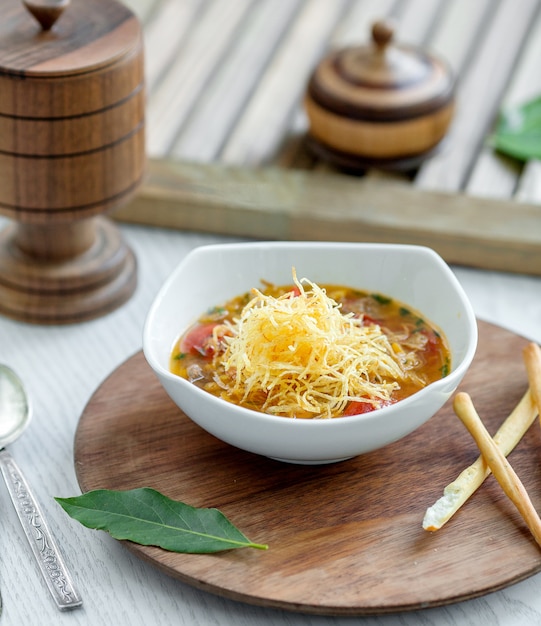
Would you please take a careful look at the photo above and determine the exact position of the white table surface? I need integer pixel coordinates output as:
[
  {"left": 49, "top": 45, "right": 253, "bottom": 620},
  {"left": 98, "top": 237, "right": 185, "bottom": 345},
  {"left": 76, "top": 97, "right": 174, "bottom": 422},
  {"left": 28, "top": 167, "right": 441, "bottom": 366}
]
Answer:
[{"left": 1, "top": 222, "right": 541, "bottom": 626}]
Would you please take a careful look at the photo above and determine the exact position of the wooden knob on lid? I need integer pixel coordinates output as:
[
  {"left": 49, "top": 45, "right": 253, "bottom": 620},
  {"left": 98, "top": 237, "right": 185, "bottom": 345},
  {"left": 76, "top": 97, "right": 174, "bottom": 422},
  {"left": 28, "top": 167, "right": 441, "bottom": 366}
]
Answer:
[
  {"left": 0, "top": 0, "right": 145, "bottom": 324},
  {"left": 23, "top": 0, "right": 70, "bottom": 31},
  {"left": 371, "top": 20, "right": 394, "bottom": 50},
  {"left": 304, "top": 19, "right": 455, "bottom": 172}
]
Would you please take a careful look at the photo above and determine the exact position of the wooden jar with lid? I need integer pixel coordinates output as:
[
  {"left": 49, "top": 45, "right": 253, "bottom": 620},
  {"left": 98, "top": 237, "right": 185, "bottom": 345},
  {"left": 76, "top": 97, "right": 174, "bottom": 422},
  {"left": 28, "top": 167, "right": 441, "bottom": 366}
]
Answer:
[
  {"left": 305, "top": 20, "right": 455, "bottom": 172},
  {"left": 0, "top": 0, "right": 145, "bottom": 324}
]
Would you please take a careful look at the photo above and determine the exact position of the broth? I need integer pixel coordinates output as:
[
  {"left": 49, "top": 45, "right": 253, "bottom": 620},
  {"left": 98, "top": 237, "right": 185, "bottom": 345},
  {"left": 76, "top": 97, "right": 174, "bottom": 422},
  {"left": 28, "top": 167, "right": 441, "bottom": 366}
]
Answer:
[{"left": 170, "top": 280, "right": 450, "bottom": 419}]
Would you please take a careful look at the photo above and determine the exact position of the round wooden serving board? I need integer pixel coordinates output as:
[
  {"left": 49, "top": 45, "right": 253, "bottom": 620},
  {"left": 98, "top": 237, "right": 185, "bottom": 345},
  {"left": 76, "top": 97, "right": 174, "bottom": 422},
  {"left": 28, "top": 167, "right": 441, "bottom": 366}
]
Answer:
[{"left": 74, "top": 321, "right": 541, "bottom": 616}]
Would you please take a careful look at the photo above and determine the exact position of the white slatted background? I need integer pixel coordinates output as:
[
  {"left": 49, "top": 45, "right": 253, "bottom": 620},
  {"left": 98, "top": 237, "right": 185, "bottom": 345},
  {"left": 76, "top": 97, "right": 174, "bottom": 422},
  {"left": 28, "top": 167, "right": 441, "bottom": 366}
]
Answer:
[{"left": 124, "top": 0, "right": 541, "bottom": 209}]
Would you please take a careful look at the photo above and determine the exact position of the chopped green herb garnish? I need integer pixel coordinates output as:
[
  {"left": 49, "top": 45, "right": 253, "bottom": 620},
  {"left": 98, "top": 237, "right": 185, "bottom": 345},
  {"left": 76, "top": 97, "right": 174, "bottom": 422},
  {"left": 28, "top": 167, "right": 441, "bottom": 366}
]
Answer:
[
  {"left": 207, "top": 306, "right": 226, "bottom": 315},
  {"left": 440, "top": 360, "right": 450, "bottom": 377},
  {"left": 173, "top": 353, "right": 187, "bottom": 360},
  {"left": 399, "top": 306, "right": 411, "bottom": 317},
  {"left": 371, "top": 294, "right": 392, "bottom": 305}
]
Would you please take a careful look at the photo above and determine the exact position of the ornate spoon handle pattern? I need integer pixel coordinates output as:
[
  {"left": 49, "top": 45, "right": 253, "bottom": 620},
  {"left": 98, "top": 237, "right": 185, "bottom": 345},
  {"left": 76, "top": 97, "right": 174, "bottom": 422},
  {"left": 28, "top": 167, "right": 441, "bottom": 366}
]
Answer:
[{"left": 0, "top": 448, "right": 83, "bottom": 611}]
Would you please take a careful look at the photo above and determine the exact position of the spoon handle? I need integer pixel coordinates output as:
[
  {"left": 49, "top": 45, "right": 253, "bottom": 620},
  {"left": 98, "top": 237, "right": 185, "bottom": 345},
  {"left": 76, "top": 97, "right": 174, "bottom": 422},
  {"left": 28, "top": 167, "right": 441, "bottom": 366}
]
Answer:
[{"left": 0, "top": 449, "right": 83, "bottom": 611}]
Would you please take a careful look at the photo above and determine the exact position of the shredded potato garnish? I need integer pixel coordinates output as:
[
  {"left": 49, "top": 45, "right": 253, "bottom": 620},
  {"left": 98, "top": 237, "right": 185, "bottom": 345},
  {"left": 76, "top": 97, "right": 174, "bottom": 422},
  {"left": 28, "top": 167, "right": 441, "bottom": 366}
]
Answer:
[{"left": 211, "top": 270, "right": 419, "bottom": 418}]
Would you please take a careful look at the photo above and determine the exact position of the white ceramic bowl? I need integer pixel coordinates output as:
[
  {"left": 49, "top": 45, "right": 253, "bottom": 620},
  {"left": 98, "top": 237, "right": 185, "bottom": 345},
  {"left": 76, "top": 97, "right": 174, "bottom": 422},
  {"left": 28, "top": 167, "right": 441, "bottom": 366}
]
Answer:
[{"left": 143, "top": 242, "right": 477, "bottom": 464}]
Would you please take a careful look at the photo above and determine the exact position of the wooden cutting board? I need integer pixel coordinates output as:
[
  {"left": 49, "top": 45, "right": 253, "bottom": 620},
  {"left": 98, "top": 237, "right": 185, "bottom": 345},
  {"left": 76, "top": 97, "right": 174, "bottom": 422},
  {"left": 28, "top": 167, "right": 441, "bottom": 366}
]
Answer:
[{"left": 74, "top": 320, "right": 541, "bottom": 616}]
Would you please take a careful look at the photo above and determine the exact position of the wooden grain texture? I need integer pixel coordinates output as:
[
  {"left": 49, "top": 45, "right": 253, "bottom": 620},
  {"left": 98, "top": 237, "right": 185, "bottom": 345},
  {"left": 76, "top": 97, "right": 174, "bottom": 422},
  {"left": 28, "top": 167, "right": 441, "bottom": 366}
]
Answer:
[
  {"left": 22, "top": 0, "right": 70, "bottom": 32},
  {"left": 0, "top": 0, "right": 145, "bottom": 323},
  {"left": 0, "top": 218, "right": 137, "bottom": 324},
  {"left": 0, "top": 0, "right": 145, "bottom": 215},
  {"left": 415, "top": 0, "right": 539, "bottom": 192},
  {"left": 2, "top": 0, "right": 137, "bottom": 75},
  {"left": 130, "top": 0, "right": 541, "bottom": 194},
  {"left": 219, "top": 0, "right": 350, "bottom": 167},
  {"left": 465, "top": 5, "right": 541, "bottom": 200},
  {"left": 111, "top": 0, "right": 541, "bottom": 280},
  {"left": 116, "top": 159, "right": 541, "bottom": 276},
  {"left": 169, "top": 0, "right": 304, "bottom": 163},
  {"left": 146, "top": 0, "right": 254, "bottom": 156},
  {"left": 304, "top": 17, "right": 456, "bottom": 164},
  {"left": 74, "top": 321, "right": 541, "bottom": 616}
]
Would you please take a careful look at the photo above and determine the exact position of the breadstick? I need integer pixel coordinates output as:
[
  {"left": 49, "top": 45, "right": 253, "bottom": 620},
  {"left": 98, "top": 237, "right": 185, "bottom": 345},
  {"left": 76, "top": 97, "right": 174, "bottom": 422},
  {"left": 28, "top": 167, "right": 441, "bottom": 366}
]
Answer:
[
  {"left": 453, "top": 392, "right": 541, "bottom": 548},
  {"left": 422, "top": 388, "right": 537, "bottom": 531},
  {"left": 523, "top": 343, "right": 541, "bottom": 421}
]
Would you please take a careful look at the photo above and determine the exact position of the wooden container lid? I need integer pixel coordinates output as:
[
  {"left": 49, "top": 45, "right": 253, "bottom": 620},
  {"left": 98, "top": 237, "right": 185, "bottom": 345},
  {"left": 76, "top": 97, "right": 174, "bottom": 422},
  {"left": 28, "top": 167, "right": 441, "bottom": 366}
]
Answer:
[
  {"left": 2, "top": 0, "right": 140, "bottom": 77},
  {"left": 0, "top": 0, "right": 145, "bottom": 324},
  {"left": 305, "top": 20, "right": 455, "bottom": 171}
]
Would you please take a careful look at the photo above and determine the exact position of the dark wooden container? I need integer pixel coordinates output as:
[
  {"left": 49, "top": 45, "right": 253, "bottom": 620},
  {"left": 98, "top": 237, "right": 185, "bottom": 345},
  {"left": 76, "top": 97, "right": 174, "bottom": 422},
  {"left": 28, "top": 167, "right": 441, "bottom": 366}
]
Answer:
[
  {"left": 0, "top": 0, "right": 145, "bottom": 323},
  {"left": 305, "top": 20, "right": 455, "bottom": 172}
]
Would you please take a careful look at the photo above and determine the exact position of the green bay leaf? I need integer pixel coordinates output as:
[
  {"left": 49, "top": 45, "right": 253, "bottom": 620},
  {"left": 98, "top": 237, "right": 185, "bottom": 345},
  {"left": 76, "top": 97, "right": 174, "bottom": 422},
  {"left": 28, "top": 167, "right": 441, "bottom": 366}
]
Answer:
[
  {"left": 491, "top": 95, "right": 541, "bottom": 161},
  {"left": 55, "top": 487, "right": 268, "bottom": 553}
]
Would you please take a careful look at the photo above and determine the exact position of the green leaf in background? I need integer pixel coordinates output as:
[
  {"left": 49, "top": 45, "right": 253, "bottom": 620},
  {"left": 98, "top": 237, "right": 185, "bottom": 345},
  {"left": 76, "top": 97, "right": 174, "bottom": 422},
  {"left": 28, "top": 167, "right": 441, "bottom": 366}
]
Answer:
[
  {"left": 491, "top": 95, "right": 541, "bottom": 161},
  {"left": 55, "top": 488, "right": 268, "bottom": 553}
]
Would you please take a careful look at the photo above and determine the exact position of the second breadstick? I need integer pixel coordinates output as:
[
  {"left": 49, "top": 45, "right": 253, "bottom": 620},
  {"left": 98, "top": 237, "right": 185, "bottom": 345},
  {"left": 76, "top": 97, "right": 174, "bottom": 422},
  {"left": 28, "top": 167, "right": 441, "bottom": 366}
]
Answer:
[
  {"left": 523, "top": 343, "right": 541, "bottom": 420},
  {"left": 453, "top": 391, "right": 541, "bottom": 548}
]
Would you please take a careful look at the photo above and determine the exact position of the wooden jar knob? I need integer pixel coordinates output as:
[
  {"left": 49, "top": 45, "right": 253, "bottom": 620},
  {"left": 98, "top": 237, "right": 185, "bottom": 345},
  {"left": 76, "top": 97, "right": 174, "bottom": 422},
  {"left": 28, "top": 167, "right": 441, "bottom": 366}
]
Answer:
[
  {"left": 371, "top": 20, "right": 394, "bottom": 50},
  {"left": 304, "top": 19, "right": 455, "bottom": 172},
  {"left": 23, "top": 0, "right": 70, "bottom": 31},
  {"left": 0, "top": 0, "right": 145, "bottom": 324}
]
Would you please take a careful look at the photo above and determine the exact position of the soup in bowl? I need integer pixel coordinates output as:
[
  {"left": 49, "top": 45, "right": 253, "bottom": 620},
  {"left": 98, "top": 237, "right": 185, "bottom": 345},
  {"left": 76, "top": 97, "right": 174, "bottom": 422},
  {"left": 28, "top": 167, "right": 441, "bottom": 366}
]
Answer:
[{"left": 143, "top": 242, "right": 477, "bottom": 464}]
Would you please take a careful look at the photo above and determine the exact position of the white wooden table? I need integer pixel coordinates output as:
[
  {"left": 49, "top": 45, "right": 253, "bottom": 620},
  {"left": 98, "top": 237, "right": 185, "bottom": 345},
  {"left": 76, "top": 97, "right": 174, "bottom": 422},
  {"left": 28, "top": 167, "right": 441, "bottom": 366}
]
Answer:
[
  {"left": 0, "top": 225, "right": 540, "bottom": 626},
  {"left": 1, "top": 0, "right": 541, "bottom": 624}
]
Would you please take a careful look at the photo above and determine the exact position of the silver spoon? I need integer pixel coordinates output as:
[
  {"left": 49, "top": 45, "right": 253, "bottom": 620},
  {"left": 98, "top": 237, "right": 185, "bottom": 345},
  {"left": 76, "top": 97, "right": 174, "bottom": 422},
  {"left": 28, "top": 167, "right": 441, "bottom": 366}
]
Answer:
[{"left": 0, "top": 365, "right": 82, "bottom": 611}]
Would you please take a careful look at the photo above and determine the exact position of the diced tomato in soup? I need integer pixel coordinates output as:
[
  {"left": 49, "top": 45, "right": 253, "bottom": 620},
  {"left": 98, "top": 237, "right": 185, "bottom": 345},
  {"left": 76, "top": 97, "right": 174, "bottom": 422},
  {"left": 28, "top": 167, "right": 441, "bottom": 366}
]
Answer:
[{"left": 180, "top": 323, "right": 218, "bottom": 357}]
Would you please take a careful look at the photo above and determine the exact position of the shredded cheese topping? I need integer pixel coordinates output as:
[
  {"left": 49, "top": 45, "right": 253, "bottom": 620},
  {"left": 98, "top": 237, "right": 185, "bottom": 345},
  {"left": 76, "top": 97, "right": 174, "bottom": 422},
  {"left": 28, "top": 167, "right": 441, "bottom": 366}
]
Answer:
[{"left": 211, "top": 271, "right": 416, "bottom": 419}]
